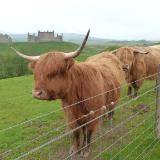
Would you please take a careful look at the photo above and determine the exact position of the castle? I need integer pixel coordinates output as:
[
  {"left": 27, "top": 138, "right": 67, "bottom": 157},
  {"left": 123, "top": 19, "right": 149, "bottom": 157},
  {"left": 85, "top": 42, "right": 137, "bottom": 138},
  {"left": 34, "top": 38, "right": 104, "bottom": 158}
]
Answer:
[
  {"left": 0, "top": 34, "right": 12, "bottom": 43},
  {"left": 28, "top": 30, "right": 63, "bottom": 42}
]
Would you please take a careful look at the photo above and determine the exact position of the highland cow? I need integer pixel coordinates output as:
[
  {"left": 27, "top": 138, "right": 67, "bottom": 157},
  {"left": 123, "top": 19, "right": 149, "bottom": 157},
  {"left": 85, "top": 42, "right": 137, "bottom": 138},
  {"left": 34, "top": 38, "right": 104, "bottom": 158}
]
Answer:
[
  {"left": 11, "top": 30, "right": 124, "bottom": 158},
  {"left": 112, "top": 46, "right": 160, "bottom": 98}
]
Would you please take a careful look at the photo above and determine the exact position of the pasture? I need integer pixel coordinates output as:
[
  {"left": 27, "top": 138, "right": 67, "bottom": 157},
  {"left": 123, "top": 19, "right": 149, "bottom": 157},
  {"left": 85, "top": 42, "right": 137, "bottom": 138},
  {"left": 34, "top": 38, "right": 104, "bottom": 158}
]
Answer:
[{"left": 0, "top": 42, "right": 160, "bottom": 159}]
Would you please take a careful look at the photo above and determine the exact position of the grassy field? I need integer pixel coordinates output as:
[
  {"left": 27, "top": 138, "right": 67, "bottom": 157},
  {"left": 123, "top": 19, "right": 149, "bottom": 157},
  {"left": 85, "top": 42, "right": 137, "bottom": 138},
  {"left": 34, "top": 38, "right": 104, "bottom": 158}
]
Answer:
[{"left": 0, "top": 42, "right": 160, "bottom": 159}]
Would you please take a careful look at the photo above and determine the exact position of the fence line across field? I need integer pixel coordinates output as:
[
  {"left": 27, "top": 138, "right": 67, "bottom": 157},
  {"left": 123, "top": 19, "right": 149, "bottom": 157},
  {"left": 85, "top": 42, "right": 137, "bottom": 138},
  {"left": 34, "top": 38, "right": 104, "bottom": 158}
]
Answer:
[
  {"left": 0, "top": 73, "right": 157, "bottom": 134},
  {"left": 65, "top": 104, "right": 155, "bottom": 160},
  {"left": 13, "top": 87, "right": 157, "bottom": 160},
  {"left": 3, "top": 99, "right": 155, "bottom": 159}
]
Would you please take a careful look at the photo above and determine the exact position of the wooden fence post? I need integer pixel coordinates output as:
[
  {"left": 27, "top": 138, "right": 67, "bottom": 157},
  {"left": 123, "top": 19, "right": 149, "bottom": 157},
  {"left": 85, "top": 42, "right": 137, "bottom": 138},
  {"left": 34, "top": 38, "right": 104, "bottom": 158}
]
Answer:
[{"left": 156, "top": 64, "right": 160, "bottom": 139}]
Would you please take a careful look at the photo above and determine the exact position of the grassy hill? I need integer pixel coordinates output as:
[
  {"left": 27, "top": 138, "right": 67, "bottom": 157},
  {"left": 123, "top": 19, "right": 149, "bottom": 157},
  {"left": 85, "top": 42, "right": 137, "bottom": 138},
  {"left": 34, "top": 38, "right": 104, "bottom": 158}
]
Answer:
[{"left": 0, "top": 41, "right": 106, "bottom": 79}]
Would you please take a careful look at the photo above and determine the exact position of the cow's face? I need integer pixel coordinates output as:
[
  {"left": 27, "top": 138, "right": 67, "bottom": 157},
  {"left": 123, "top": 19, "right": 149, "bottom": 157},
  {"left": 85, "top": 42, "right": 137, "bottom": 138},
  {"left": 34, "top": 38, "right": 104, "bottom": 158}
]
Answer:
[
  {"left": 113, "top": 47, "right": 134, "bottom": 72},
  {"left": 30, "top": 53, "right": 74, "bottom": 100},
  {"left": 113, "top": 47, "right": 149, "bottom": 72},
  {"left": 11, "top": 30, "right": 90, "bottom": 101}
]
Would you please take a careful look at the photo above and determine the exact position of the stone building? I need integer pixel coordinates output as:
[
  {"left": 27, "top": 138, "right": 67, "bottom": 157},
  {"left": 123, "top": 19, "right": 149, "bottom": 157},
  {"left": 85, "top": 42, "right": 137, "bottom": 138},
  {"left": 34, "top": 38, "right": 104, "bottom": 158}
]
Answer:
[
  {"left": 0, "top": 34, "right": 12, "bottom": 43},
  {"left": 28, "top": 30, "right": 63, "bottom": 42}
]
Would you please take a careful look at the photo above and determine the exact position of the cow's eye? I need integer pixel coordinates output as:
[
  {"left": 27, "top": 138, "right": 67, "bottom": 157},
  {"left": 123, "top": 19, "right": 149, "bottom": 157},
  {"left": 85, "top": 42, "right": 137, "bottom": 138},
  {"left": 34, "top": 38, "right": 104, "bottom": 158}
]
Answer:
[{"left": 47, "top": 73, "right": 56, "bottom": 79}]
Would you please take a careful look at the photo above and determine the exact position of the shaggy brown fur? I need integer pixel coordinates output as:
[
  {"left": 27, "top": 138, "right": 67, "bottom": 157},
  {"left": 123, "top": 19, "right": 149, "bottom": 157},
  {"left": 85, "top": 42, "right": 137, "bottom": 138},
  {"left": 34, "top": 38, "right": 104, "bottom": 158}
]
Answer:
[
  {"left": 86, "top": 52, "right": 124, "bottom": 117},
  {"left": 113, "top": 46, "right": 160, "bottom": 97},
  {"left": 28, "top": 51, "right": 124, "bottom": 157}
]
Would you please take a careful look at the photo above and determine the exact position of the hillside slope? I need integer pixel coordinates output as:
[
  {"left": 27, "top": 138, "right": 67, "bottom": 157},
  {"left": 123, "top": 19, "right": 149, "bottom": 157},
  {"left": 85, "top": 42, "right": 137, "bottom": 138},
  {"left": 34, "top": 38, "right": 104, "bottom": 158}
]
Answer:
[{"left": 0, "top": 41, "right": 105, "bottom": 79}]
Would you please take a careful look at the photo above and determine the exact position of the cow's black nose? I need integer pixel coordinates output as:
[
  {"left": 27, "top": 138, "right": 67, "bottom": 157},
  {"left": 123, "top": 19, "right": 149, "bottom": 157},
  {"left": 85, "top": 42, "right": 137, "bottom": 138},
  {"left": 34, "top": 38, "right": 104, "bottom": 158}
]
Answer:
[
  {"left": 37, "top": 90, "right": 42, "bottom": 96},
  {"left": 32, "top": 89, "right": 43, "bottom": 98},
  {"left": 122, "top": 64, "right": 129, "bottom": 71}
]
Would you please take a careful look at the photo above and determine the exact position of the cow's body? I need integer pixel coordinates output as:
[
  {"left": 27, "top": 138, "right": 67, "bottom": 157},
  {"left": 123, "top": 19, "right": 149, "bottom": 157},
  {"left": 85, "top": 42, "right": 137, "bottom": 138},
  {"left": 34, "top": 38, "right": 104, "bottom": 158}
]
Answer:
[
  {"left": 86, "top": 52, "right": 124, "bottom": 116},
  {"left": 11, "top": 31, "right": 124, "bottom": 158},
  {"left": 113, "top": 46, "right": 160, "bottom": 97}
]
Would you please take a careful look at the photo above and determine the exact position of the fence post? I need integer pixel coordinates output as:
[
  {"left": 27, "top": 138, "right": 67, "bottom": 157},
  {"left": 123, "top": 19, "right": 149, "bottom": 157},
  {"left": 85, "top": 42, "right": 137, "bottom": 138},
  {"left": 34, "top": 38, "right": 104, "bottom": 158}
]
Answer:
[{"left": 156, "top": 64, "right": 160, "bottom": 139}]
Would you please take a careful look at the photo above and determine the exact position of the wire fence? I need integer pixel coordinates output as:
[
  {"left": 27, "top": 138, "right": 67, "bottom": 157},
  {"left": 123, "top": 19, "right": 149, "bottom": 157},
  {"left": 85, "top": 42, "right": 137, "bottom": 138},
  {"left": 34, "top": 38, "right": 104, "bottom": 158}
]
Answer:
[{"left": 0, "top": 73, "right": 159, "bottom": 160}]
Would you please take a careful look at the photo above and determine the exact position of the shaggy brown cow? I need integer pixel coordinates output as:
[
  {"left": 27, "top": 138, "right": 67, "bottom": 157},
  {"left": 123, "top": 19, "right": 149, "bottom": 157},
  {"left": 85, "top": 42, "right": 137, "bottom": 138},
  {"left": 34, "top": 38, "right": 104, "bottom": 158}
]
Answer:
[
  {"left": 112, "top": 46, "right": 160, "bottom": 98},
  {"left": 11, "top": 30, "right": 123, "bottom": 158}
]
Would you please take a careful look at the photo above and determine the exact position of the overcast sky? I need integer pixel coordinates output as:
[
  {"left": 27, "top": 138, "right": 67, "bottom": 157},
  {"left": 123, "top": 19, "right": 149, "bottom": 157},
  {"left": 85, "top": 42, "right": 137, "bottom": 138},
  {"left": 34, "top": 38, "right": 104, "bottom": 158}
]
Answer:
[{"left": 0, "top": 0, "right": 160, "bottom": 40}]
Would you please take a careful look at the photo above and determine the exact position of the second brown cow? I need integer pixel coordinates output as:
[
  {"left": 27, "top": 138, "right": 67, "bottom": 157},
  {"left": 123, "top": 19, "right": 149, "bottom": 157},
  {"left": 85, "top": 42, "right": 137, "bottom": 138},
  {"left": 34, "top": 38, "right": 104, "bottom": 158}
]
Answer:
[{"left": 112, "top": 46, "right": 160, "bottom": 98}]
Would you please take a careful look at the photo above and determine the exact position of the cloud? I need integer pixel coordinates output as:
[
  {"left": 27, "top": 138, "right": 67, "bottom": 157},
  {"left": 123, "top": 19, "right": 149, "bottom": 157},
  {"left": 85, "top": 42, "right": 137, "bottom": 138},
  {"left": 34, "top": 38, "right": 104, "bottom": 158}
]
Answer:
[{"left": 0, "top": 0, "right": 160, "bottom": 40}]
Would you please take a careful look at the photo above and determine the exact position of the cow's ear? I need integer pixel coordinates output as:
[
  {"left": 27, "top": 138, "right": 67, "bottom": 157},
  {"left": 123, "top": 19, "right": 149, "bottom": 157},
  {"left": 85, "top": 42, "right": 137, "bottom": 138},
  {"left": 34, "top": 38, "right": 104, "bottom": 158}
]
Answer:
[
  {"left": 133, "top": 49, "right": 149, "bottom": 55},
  {"left": 65, "top": 58, "right": 74, "bottom": 70},
  {"left": 28, "top": 61, "right": 37, "bottom": 70}
]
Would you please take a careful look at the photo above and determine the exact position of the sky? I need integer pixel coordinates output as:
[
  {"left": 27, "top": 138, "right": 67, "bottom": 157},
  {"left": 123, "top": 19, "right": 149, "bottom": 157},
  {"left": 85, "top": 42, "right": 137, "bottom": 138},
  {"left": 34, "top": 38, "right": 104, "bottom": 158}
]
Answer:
[{"left": 0, "top": 0, "right": 160, "bottom": 40}]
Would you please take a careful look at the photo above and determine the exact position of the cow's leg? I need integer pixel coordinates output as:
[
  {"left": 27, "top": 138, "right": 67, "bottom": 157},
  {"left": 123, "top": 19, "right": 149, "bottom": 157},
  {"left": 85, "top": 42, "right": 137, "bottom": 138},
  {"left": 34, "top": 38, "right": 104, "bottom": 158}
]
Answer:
[
  {"left": 81, "top": 124, "right": 95, "bottom": 158},
  {"left": 133, "top": 86, "right": 139, "bottom": 98},
  {"left": 132, "top": 83, "right": 140, "bottom": 98},
  {"left": 128, "top": 85, "right": 132, "bottom": 98},
  {"left": 108, "top": 110, "right": 114, "bottom": 120},
  {"left": 70, "top": 129, "right": 81, "bottom": 157},
  {"left": 108, "top": 104, "right": 115, "bottom": 120},
  {"left": 82, "top": 127, "right": 87, "bottom": 150}
]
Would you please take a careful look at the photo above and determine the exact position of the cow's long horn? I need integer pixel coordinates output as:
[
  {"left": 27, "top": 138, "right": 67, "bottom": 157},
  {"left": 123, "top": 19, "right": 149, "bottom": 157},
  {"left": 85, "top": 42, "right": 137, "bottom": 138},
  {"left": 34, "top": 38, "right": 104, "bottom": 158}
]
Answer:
[
  {"left": 64, "top": 29, "right": 90, "bottom": 59},
  {"left": 133, "top": 49, "right": 149, "bottom": 54},
  {"left": 11, "top": 47, "right": 40, "bottom": 61}
]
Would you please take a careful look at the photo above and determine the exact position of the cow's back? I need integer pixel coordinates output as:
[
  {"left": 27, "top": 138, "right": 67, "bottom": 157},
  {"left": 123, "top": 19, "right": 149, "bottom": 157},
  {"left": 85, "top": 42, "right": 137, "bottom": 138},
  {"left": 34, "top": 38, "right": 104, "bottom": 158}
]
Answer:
[
  {"left": 128, "top": 46, "right": 160, "bottom": 81},
  {"left": 144, "top": 52, "right": 159, "bottom": 80},
  {"left": 139, "top": 46, "right": 160, "bottom": 79},
  {"left": 86, "top": 52, "right": 124, "bottom": 107},
  {"left": 86, "top": 52, "right": 124, "bottom": 85}
]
